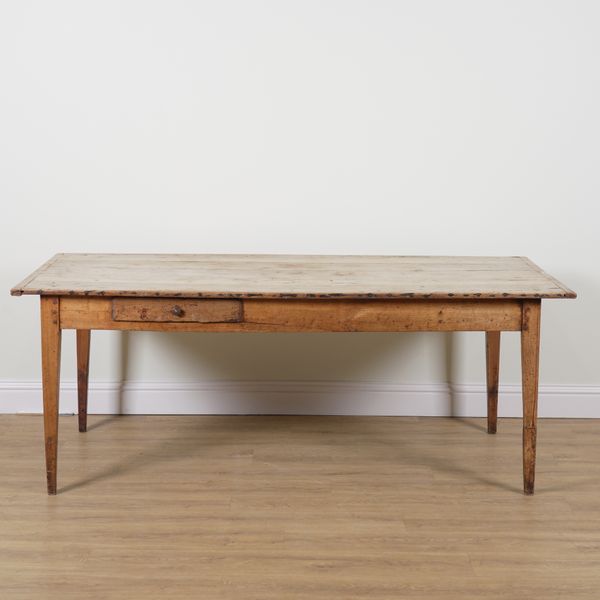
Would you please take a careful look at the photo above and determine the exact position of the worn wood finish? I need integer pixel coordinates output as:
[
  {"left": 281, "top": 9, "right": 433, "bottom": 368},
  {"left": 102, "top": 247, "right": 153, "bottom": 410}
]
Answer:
[
  {"left": 11, "top": 254, "right": 576, "bottom": 495},
  {"left": 61, "top": 297, "right": 523, "bottom": 332},
  {"left": 112, "top": 298, "right": 243, "bottom": 323},
  {"left": 40, "top": 297, "right": 61, "bottom": 495},
  {"left": 76, "top": 330, "right": 91, "bottom": 433},
  {"left": 521, "top": 300, "right": 541, "bottom": 495},
  {"left": 2, "top": 414, "right": 600, "bottom": 599},
  {"left": 486, "top": 331, "right": 501, "bottom": 434},
  {"left": 10, "top": 253, "right": 576, "bottom": 299}
]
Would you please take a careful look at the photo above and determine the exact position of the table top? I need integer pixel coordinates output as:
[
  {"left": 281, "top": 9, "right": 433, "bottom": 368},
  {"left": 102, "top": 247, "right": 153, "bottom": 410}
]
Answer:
[{"left": 10, "top": 253, "right": 576, "bottom": 300}]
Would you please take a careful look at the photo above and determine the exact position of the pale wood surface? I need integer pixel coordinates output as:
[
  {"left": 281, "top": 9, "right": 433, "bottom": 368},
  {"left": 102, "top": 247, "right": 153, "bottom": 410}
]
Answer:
[
  {"left": 1, "top": 414, "right": 600, "bottom": 599},
  {"left": 60, "top": 297, "right": 523, "bottom": 332},
  {"left": 10, "top": 253, "right": 576, "bottom": 299}
]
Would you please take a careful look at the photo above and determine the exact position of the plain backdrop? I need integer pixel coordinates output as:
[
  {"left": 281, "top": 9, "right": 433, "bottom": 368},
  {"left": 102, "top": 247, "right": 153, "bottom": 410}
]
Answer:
[{"left": 1, "top": 1, "right": 598, "bottom": 412}]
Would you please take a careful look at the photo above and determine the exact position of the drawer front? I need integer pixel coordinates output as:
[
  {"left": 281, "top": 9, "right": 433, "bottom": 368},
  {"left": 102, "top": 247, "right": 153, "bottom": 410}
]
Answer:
[{"left": 112, "top": 298, "right": 243, "bottom": 323}]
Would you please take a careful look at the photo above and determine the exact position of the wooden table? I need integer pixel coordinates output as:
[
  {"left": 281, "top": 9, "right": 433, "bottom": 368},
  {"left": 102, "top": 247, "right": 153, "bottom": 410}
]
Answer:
[{"left": 11, "top": 254, "right": 576, "bottom": 495}]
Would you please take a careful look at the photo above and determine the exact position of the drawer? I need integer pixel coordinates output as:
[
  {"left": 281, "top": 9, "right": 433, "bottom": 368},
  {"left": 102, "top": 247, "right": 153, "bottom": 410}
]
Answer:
[{"left": 111, "top": 298, "right": 243, "bottom": 323}]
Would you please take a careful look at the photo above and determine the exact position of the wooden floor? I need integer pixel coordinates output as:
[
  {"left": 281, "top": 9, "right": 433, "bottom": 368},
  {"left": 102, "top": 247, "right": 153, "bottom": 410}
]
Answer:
[{"left": 1, "top": 415, "right": 599, "bottom": 599}]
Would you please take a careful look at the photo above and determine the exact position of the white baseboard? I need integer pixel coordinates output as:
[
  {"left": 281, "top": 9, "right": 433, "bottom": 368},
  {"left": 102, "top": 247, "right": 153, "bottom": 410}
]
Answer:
[{"left": 0, "top": 380, "right": 599, "bottom": 417}]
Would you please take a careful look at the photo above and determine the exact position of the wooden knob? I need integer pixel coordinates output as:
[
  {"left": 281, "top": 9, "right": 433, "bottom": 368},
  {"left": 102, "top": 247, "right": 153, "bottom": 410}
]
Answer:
[{"left": 171, "top": 305, "right": 185, "bottom": 318}]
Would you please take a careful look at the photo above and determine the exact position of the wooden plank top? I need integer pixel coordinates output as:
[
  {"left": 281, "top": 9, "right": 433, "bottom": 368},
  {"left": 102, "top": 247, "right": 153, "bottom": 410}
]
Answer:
[{"left": 10, "top": 253, "right": 576, "bottom": 300}]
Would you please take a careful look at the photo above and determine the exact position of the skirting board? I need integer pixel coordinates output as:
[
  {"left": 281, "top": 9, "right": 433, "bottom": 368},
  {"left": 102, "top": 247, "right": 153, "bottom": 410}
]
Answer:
[{"left": 0, "top": 380, "right": 599, "bottom": 417}]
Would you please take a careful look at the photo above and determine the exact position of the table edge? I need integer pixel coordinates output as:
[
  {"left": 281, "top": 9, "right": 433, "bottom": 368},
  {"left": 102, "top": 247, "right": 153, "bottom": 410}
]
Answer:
[
  {"left": 10, "top": 253, "right": 64, "bottom": 297},
  {"left": 519, "top": 257, "right": 577, "bottom": 298},
  {"left": 9, "top": 254, "right": 578, "bottom": 300},
  {"left": 10, "top": 290, "right": 577, "bottom": 299}
]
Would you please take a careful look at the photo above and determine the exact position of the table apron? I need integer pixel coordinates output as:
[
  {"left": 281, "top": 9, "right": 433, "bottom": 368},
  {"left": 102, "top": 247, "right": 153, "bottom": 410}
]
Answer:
[{"left": 57, "top": 297, "right": 524, "bottom": 332}]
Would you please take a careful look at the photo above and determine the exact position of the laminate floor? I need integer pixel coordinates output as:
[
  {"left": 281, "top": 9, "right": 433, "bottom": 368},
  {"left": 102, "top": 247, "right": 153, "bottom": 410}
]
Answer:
[{"left": 1, "top": 415, "right": 599, "bottom": 599}]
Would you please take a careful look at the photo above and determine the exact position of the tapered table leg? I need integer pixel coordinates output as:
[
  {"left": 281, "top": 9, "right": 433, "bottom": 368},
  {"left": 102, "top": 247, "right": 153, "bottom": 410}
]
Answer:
[
  {"left": 77, "top": 330, "right": 91, "bottom": 433},
  {"left": 521, "top": 300, "right": 541, "bottom": 495},
  {"left": 41, "top": 297, "right": 62, "bottom": 495},
  {"left": 486, "top": 331, "right": 500, "bottom": 434}
]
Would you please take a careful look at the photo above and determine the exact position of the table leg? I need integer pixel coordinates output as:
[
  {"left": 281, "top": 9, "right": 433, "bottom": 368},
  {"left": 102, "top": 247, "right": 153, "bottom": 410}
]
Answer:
[
  {"left": 521, "top": 300, "right": 541, "bottom": 495},
  {"left": 485, "top": 331, "right": 500, "bottom": 434},
  {"left": 77, "top": 330, "right": 91, "bottom": 433},
  {"left": 41, "top": 297, "right": 61, "bottom": 495}
]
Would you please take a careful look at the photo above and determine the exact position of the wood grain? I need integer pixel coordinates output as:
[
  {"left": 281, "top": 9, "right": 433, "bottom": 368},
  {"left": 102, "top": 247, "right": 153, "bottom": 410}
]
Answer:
[
  {"left": 2, "top": 414, "right": 600, "bottom": 599},
  {"left": 112, "top": 298, "right": 242, "bottom": 323},
  {"left": 76, "top": 330, "right": 90, "bottom": 433},
  {"left": 10, "top": 253, "right": 62, "bottom": 295},
  {"left": 521, "top": 300, "right": 541, "bottom": 495},
  {"left": 486, "top": 331, "right": 501, "bottom": 434},
  {"left": 10, "top": 253, "right": 576, "bottom": 299},
  {"left": 59, "top": 297, "right": 523, "bottom": 332},
  {"left": 40, "top": 297, "right": 61, "bottom": 495}
]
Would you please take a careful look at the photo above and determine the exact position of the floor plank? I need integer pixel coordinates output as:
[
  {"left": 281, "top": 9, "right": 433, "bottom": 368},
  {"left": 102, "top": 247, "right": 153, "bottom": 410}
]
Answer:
[{"left": 0, "top": 415, "right": 599, "bottom": 599}]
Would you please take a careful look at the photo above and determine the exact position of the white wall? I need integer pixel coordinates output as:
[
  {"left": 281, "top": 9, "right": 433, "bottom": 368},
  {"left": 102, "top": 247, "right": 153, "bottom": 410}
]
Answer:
[{"left": 1, "top": 1, "right": 598, "bottom": 414}]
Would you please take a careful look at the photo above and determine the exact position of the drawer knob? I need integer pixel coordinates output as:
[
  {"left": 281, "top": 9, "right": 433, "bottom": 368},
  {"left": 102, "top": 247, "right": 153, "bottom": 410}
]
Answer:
[{"left": 171, "top": 305, "right": 185, "bottom": 318}]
